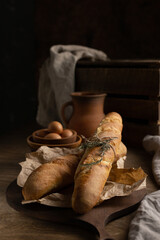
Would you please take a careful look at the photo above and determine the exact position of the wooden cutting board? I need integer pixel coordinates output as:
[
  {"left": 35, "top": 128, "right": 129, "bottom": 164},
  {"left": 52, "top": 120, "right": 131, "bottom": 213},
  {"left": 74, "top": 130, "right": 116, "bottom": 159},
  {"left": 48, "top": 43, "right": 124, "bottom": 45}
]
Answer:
[{"left": 6, "top": 180, "right": 146, "bottom": 240}]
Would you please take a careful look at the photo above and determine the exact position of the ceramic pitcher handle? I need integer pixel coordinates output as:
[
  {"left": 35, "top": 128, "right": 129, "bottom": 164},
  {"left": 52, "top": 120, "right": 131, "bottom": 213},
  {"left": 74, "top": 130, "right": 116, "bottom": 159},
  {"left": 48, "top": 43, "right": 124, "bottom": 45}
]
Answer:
[{"left": 61, "top": 100, "right": 73, "bottom": 125}]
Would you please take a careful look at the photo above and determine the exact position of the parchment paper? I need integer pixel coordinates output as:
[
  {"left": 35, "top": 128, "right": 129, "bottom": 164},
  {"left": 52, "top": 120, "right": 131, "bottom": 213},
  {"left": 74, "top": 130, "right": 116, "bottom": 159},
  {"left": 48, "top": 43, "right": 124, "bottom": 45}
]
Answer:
[{"left": 17, "top": 146, "right": 147, "bottom": 207}]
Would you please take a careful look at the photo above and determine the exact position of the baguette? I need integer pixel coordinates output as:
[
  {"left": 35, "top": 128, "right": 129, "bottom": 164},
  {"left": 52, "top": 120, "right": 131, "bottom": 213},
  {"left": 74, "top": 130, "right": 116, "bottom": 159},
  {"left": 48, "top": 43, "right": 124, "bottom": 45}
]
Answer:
[
  {"left": 72, "top": 112, "right": 126, "bottom": 214},
  {"left": 22, "top": 154, "right": 80, "bottom": 200}
]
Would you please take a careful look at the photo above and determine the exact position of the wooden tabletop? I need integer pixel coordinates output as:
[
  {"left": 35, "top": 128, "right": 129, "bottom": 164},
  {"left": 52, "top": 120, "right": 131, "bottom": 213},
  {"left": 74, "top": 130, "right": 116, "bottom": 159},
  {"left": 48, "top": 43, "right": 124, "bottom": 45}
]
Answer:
[{"left": 0, "top": 124, "right": 158, "bottom": 240}]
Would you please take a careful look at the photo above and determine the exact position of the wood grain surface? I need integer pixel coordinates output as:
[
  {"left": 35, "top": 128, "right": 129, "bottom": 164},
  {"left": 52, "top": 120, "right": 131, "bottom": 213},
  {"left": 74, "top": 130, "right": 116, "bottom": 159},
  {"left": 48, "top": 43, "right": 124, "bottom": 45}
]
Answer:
[
  {"left": 75, "top": 67, "right": 160, "bottom": 96},
  {"left": 6, "top": 180, "right": 146, "bottom": 240},
  {"left": 0, "top": 124, "right": 158, "bottom": 240}
]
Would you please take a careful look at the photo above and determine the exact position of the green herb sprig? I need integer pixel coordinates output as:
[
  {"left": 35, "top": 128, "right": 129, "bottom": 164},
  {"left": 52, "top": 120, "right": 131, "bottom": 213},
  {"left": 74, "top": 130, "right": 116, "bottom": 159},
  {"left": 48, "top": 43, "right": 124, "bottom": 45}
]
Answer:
[{"left": 80, "top": 136, "right": 117, "bottom": 167}]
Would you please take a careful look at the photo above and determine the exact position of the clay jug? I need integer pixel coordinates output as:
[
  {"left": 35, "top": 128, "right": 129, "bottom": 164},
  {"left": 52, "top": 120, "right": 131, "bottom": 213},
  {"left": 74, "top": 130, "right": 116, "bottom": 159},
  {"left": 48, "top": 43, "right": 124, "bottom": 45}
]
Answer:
[{"left": 61, "top": 92, "right": 106, "bottom": 138}]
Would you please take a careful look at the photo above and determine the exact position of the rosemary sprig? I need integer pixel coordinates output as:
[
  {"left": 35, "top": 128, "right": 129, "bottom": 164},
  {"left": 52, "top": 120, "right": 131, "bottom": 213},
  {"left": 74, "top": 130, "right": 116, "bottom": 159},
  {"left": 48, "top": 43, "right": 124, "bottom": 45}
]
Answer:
[{"left": 80, "top": 136, "right": 117, "bottom": 167}]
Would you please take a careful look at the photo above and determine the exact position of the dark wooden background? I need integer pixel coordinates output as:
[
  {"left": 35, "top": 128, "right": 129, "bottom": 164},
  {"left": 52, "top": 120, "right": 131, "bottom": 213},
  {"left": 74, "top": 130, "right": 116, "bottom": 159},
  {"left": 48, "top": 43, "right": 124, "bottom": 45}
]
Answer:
[{"left": 1, "top": 0, "right": 160, "bottom": 133}]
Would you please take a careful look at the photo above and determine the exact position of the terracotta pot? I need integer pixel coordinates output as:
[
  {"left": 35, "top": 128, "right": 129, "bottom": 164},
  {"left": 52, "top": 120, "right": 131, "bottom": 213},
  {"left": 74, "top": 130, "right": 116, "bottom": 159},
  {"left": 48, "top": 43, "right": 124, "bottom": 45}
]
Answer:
[{"left": 61, "top": 91, "right": 107, "bottom": 138}]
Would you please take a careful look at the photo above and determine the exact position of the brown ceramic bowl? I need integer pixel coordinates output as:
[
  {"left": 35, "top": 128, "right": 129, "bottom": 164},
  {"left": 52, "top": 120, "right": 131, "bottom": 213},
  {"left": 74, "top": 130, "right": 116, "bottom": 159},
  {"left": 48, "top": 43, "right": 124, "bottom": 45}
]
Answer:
[
  {"left": 27, "top": 135, "right": 82, "bottom": 151},
  {"left": 32, "top": 128, "right": 77, "bottom": 144}
]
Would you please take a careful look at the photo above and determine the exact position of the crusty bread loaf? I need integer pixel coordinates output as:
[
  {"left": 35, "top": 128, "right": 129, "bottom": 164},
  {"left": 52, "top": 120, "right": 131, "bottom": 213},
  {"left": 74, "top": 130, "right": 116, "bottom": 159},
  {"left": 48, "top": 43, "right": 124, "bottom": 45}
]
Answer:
[
  {"left": 72, "top": 112, "right": 126, "bottom": 214},
  {"left": 22, "top": 154, "right": 80, "bottom": 200},
  {"left": 115, "top": 141, "right": 127, "bottom": 161}
]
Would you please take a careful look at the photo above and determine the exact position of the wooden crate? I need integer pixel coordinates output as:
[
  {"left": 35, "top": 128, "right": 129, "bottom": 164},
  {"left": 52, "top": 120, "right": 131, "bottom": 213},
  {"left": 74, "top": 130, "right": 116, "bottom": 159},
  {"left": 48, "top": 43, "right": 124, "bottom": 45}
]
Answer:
[{"left": 75, "top": 59, "right": 160, "bottom": 147}]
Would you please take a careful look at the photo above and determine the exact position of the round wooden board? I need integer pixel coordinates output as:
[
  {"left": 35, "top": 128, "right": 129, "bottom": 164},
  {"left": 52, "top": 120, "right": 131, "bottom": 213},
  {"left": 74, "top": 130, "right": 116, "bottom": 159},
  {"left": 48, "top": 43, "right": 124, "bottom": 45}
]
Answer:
[{"left": 6, "top": 180, "right": 146, "bottom": 240}]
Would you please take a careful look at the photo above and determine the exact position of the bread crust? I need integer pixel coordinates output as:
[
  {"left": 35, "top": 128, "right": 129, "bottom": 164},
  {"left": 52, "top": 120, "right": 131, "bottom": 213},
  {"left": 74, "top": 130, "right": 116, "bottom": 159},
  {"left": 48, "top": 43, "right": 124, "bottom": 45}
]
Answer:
[
  {"left": 72, "top": 112, "right": 126, "bottom": 214},
  {"left": 22, "top": 154, "right": 80, "bottom": 200}
]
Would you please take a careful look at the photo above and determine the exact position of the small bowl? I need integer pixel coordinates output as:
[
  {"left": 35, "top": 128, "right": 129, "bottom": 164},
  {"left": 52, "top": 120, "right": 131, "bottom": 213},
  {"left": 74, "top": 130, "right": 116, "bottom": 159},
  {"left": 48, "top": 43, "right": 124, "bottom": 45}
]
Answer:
[
  {"left": 32, "top": 129, "right": 77, "bottom": 144},
  {"left": 27, "top": 135, "right": 82, "bottom": 151}
]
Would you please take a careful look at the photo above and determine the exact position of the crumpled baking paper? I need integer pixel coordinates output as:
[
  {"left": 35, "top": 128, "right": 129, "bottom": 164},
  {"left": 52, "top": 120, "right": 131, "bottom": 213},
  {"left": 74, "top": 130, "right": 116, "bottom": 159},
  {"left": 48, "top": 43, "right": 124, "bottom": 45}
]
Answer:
[{"left": 17, "top": 146, "right": 147, "bottom": 207}]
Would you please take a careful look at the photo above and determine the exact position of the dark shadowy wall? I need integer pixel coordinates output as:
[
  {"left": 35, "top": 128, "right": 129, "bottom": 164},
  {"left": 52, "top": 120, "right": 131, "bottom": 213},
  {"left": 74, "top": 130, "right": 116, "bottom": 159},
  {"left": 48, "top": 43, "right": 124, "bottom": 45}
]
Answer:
[
  {"left": 1, "top": 0, "right": 36, "bottom": 132},
  {"left": 35, "top": 0, "right": 160, "bottom": 71},
  {"left": 1, "top": 0, "right": 160, "bottom": 132}
]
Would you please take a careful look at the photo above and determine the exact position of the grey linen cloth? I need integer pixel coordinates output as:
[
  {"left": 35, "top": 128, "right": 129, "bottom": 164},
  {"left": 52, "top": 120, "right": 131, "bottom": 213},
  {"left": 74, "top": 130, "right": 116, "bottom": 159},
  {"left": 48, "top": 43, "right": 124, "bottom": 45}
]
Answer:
[
  {"left": 128, "top": 190, "right": 160, "bottom": 240},
  {"left": 128, "top": 135, "right": 160, "bottom": 240},
  {"left": 36, "top": 45, "right": 108, "bottom": 127}
]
